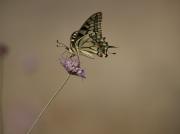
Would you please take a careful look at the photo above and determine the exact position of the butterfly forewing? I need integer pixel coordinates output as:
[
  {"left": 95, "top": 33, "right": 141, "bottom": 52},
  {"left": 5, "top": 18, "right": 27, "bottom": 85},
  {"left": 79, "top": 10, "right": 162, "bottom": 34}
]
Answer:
[
  {"left": 70, "top": 12, "right": 102, "bottom": 46},
  {"left": 79, "top": 12, "right": 102, "bottom": 40}
]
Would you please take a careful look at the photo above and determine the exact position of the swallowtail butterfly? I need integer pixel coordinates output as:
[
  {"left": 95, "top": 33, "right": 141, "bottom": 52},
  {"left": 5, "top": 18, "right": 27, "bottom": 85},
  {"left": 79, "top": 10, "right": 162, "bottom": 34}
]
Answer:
[{"left": 57, "top": 12, "right": 116, "bottom": 58}]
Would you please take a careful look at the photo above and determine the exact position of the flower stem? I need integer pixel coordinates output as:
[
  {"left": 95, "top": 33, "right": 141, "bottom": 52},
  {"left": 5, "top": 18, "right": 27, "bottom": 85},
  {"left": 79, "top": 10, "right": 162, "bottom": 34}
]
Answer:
[
  {"left": 0, "top": 57, "right": 4, "bottom": 134},
  {"left": 26, "top": 74, "right": 71, "bottom": 134}
]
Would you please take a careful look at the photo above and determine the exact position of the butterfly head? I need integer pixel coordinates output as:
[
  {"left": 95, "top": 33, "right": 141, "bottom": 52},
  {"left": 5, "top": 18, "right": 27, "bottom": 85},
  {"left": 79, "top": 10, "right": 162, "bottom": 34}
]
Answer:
[{"left": 70, "top": 31, "right": 79, "bottom": 44}]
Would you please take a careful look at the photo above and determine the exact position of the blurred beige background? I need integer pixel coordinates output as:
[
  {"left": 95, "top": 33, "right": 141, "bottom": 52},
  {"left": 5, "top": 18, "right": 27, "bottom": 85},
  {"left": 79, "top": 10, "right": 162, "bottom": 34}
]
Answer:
[{"left": 0, "top": 0, "right": 180, "bottom": 134}]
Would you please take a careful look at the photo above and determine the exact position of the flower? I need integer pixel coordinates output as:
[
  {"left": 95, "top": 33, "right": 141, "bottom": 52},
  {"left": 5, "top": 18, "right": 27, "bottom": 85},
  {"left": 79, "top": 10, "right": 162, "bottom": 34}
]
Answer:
[
  {"left": 0, "top": 43, "right": 8, "bottom": 57},
  {"left": 60, "top": 55, "right": 86, "bottom": 78}
]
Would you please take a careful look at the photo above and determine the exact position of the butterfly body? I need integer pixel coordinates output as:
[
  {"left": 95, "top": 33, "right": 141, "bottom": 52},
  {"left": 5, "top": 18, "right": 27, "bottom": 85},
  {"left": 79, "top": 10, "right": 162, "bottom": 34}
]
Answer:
[{"left": 57, "top": 12, "right": 116, "bottom": 58}]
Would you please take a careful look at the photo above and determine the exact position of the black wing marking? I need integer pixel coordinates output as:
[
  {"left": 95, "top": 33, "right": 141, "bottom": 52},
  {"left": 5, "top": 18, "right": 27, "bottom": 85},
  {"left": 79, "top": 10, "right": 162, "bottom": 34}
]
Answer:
[
  {"left": 70, "top": 12, "right": 102, "bottom": 45},
  {"left": 79, "top": 12, "right": 102, "bottom": 37}
]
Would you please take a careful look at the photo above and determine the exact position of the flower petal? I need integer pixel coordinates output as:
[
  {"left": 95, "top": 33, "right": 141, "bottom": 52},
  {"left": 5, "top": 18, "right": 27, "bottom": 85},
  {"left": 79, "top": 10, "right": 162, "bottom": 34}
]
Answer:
[{"left": 60, "top": 55, "right": 86, "bottom": 78}]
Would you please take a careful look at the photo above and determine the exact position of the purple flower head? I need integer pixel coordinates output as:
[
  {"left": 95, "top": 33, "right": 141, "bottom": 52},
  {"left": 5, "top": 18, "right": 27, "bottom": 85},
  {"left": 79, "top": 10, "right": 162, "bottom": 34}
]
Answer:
[{"left": 60, "top": 55, "right": 86, "bottom": 78}]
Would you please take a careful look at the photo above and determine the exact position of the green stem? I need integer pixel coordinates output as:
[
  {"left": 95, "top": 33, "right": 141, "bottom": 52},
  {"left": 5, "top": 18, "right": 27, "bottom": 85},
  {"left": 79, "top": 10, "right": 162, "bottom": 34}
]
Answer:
[
  {"left": 0, "top": 57, "right": 4, "bottom": 134},
  {"left": 26, "top": 74, "right": 71, "bottom": 134}
]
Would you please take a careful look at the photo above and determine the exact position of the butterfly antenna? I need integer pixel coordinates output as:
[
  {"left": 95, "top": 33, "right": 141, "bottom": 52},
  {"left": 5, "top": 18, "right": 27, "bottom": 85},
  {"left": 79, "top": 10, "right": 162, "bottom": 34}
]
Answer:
[{"left": 56, "top": 40, "right": 67, "bottom": 48}]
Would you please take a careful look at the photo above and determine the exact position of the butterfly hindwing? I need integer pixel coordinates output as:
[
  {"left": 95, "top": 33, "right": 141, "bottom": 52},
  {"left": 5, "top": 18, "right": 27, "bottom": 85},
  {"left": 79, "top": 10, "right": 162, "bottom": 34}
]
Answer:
[{"left": 74, "top": 33, "right": 97, "bottom": 58}]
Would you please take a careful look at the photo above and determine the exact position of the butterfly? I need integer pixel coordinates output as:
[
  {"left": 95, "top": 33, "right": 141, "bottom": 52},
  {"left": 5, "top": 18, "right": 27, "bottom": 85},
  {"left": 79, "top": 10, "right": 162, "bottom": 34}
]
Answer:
[{"left": 57, "top": 12, "right": 116, "bottom": 59}]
